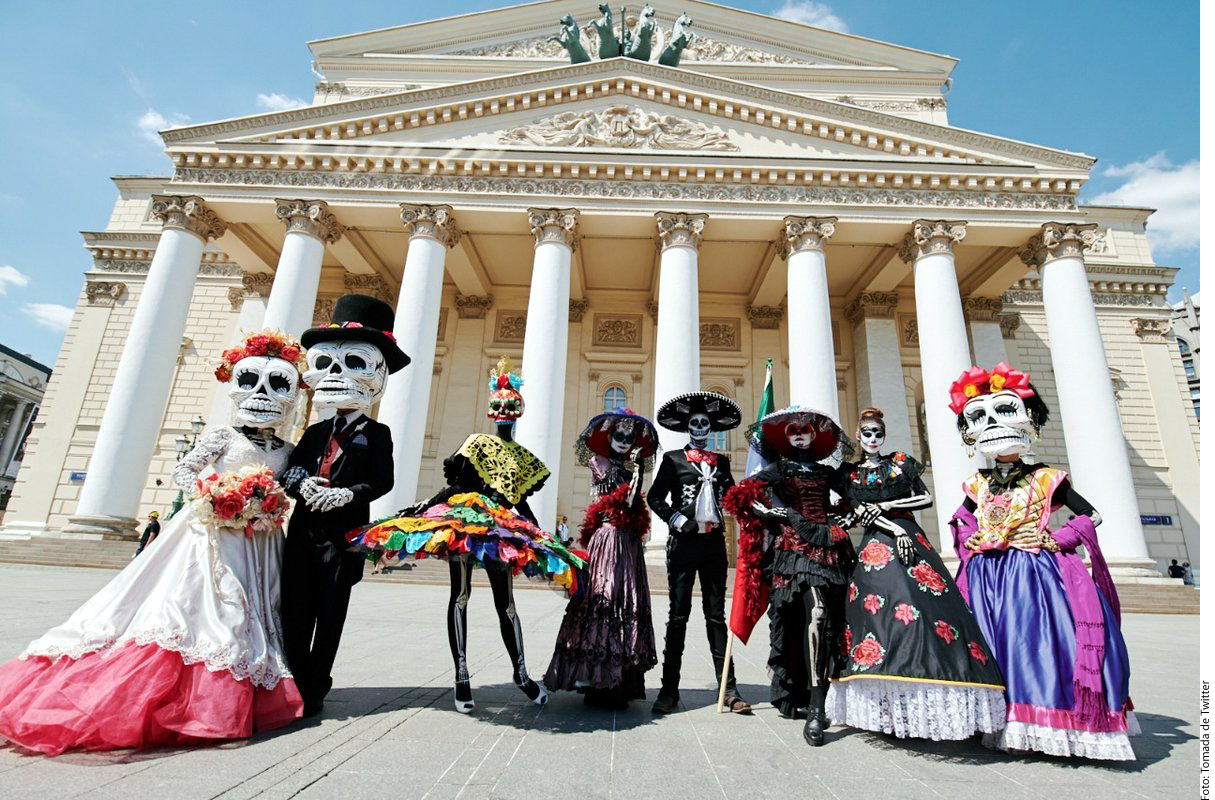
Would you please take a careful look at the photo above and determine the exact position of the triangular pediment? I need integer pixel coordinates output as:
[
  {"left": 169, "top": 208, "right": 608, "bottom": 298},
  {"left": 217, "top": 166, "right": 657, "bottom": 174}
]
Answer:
[{"left": 163, "top": 58, "right": 1092, "bottom": 174}]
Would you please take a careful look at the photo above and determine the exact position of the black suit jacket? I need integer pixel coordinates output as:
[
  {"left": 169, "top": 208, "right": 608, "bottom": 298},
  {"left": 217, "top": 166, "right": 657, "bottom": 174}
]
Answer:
[
  {"left": 284, "top": 414, "right": 394, "bottom": 553},
  {"left": 646, "top": 449, "right": 736, "bottom": 531}
]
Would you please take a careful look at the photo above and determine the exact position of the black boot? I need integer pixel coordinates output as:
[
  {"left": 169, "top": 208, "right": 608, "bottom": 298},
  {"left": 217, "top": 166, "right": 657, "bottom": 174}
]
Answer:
[{"left": 802, "top": 685, "right": 828, "bottom": 747}]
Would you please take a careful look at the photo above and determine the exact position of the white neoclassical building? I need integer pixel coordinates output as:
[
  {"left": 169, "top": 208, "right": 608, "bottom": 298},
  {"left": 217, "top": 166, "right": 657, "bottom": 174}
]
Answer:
[{"left": 1, "top": 1, "right": 1200, "bottom": 577}]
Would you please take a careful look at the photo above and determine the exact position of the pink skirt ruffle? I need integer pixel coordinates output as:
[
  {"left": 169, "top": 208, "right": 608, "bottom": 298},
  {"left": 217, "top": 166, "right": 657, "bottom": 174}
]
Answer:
[{"left": 0, "top": 642, "right": 302, "bottom": 756}]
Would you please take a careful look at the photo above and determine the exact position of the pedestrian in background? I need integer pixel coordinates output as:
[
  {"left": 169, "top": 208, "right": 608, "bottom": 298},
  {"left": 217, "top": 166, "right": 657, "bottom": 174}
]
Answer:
[{"left": 133, "top": 511, "right": 161, "bottom": 557}]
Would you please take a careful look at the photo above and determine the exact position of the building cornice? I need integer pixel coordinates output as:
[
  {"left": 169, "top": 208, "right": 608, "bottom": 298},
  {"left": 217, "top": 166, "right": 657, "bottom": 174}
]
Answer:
[
  {"left": 161, "top": 60, "right": 1091, "bottom": 172},
  {"left": 1003, "top": 276, "right": 1170, "bottom": 308}
]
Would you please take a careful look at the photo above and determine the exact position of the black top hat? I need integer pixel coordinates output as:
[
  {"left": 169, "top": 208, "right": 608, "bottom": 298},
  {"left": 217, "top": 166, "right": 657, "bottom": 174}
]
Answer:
[
  {"left": 301, "top": 294, "right": 410, "bottom": 373},
  {"left": 656, "top": 391, "right": 742, "bottom": 432}
]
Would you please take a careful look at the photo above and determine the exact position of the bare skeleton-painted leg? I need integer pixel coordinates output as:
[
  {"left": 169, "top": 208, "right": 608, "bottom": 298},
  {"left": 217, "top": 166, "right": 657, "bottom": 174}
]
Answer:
[
  {"left": 448, "top": 557, "right": 475, "bottom": 712},
  {"left": 487, "top": 562, "right": 548, "bottom": 705}
]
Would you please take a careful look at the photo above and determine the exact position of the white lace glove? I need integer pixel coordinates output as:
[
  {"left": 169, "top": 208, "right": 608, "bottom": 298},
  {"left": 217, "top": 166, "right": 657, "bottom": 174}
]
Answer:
[{"left": 171, "top": 427, "right": 234, "bottom": 499}]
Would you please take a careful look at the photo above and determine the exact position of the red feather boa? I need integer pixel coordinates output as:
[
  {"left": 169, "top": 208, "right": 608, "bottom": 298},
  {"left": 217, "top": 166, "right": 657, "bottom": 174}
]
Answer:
[
  {"left": 579, "top": 482, "right": 650, "bottom": 547},
  {"left": 723, "top": 478, "right": 772, "bottom": 643}
]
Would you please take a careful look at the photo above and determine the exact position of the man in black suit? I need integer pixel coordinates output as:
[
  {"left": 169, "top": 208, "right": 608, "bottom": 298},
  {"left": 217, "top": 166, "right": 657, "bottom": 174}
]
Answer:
[
  {"left": 647, "top": 391, "right": 749, "bottom": 715},
  {"left": 281, "top": 295, "right": 409, "bottom": 717}
]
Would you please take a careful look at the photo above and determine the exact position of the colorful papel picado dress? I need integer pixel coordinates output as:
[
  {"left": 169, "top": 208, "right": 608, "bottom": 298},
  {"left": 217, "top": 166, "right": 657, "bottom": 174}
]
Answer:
[
  {"left": 951, "top": 461, "right": 1136, "bottom": 760},
  {"left": 347, "top": 433, "right": 585, "bottom": 593},
  {"left": 826, "top": 452, "right": 1005, "bottom": 740}
]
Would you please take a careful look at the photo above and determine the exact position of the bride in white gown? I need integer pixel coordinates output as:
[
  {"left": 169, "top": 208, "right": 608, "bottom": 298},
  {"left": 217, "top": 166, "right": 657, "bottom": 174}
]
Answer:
[{"left": 0, "top": 331, "right": 308, "bottom": 756}]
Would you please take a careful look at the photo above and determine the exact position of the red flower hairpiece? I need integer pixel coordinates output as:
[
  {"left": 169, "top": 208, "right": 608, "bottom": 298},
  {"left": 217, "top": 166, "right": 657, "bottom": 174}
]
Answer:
[
  {"left": 947, "top": 361, "right": 1033, "bottom": 413},
  {"left": 214, "top": 329, "right": 307, "bottom": 383}
]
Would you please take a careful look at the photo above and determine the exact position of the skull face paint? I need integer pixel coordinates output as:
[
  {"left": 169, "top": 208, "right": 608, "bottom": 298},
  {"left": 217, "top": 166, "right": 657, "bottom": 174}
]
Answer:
[
  {"left": 610, "top": 419, "right": 636, "bottom": 455},
  {"left": 961, "top": 389, "right": 1036, "bottom": 458},
  {"left": 858, "top": 421, "right": 886, "bottom": 455},
  {"left": 784, "top": 421, "right": 818, "bottom": 451},
  {"left": 228, "top": 355, "right": 299, "bottom": 428},
  {"left": 688, "top": 412, "right": 712, "bottom": 449},
  {"left": 303, "top": 341, "right": 387, "bottom": 413}
]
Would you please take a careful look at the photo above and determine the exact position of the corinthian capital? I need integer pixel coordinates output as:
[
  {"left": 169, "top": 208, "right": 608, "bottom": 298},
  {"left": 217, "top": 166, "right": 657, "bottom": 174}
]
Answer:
[
  {"left": 844, "top": 291, "right": 900, "bottom": 325},
  {"left": 962, "top": 296, "right": 1004, "bottom": 322},
  {"left": 781, "top": 215, "right": 837, "bottom": 258},
  {"left": 151, "top": 195, "right": 227, "bottom": 241},
  {"left": 655, "top": 211, "right": 708, "bottom": 251},
  {"left": 527, "top": 207, "right": 580, "bottom": 249},
  {"left": 401, "top": 203, "right": 461, "bottom": 247},
  {"left": 1018, "top": 222, "right": 1100, "bottom": 268},
  {"left": 897, "top": 219, "right": 967, "bottom": 264},
  {"left": 275, "top": 199, "right": 345, "bottom": 244}
]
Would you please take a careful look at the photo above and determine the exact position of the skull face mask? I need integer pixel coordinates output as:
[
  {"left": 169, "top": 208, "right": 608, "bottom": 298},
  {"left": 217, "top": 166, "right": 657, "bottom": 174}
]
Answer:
[
  {"left": 688, "top": 412, "right": 712, "bottom": 449},
  {"left": 858, "top": 420, "right": 886, "bottom": 455},
  {"left": 961, "top": 390, "right": 1036, "bottom": 458},
  {"left": 487, "top": 387, "right": 524, "bottom": 423},
  {"left": 785, "top": 421, "right": 819, "bottom": 450},
  {"left": 303, "top": 340, "right": 386, "bottom": 413},
  {"left": 228, "top": 355, "right": 299, "bottom": 428}
]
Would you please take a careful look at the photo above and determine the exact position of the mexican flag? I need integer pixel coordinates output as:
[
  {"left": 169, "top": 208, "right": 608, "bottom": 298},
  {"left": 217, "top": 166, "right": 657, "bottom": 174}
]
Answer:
[{"left": 743, "top": 359, "right": 775, "bottom": 477}]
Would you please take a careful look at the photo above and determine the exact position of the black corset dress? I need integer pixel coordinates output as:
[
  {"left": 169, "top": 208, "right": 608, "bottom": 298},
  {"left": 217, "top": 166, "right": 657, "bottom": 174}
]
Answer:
[{"left": 826, "top": 452, "right": 1006, "bottom": 740}]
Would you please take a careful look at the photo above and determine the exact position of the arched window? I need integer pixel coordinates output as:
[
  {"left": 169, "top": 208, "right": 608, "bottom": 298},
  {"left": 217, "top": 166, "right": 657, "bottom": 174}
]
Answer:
[
  {"left": 705, "top": 386, "right": 731, "bottom": 452},
  {"left": 1178, "top": 337, "right": 1191, "bottom": 355},
  {"left": 603, "top": 386, "right": 627, "bottom": 411}
]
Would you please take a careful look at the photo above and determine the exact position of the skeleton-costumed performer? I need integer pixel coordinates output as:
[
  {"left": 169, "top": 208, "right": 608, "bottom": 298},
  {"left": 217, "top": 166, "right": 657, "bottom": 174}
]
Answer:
[
  {"left": 826, "top": 408, "right": 1005, "bottom": 740},
  {"left": 545, "top": 409, "right": 660, "bottom": 709},
  {"left": 281, "top": 295, "right": 404, "bottom": 718},
  {"left": 647, "top": 391, "right": 751, "bottom": 715},
  {"left": 0, "top": 331, "right": 309, "bottom": 755},
  {"left": 347, "top": 357, "right": 583, "bottom": 713},
  {"left": 723, "top": 406, "right": 855, "bottom": 746},
  {"left": 947, "top": 362, "right": 1136, "bottom": 760}
]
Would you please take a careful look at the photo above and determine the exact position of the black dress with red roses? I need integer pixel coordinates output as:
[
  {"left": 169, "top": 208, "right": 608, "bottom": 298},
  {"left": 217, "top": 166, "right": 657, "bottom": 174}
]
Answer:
[{"left": 825, "top": 452, "right": 1007, "bottom": 740}]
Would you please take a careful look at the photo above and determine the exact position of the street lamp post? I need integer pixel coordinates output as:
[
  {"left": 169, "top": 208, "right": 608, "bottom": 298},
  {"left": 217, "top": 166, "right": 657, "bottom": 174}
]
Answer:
[{"left": 166, "top": 415, "right": 206, "bottom": 519}]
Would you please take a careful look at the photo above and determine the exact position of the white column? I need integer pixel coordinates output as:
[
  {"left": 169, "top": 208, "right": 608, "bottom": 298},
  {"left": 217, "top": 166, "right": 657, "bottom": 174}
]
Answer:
[
  {"left": 649, "top": 212, "right": 706, "bottom": 554},
  {"left": 515, "top": 208, "right": 579, "bottom": 531},
  {"left": 371, "top": 205, "right": 460, "bottom": 518},
  {"left": 0, "top": 400, "right": 30, "bottom": 476},
  {"left": 1022, "top": 223, "right": 1154, "bottom": 571},
  {"left": 262, "top": 199, "right": 345, "bottom": 338},
  {"left": 652, "top": 212, "right": 706, "bottom": 455},
  {"left": 963, "top": 296, "right": 1010, "bottom": 368},
  {"left": 783, "top": 216, "right": 840, "bottom": 419},
  {"left": 846, "top": 292, "right": 914, "bottom": 455},
  {"left": 69, "top": 196, "right": 226, "bottom": 536},
  {"left": 900, "top": 220, "right": 979, "bottom": 545}
]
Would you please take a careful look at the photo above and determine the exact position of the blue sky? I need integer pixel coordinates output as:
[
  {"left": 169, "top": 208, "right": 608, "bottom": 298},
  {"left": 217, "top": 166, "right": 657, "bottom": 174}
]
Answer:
[{"left": 0, "top": 0, "right": 1198, "bottom": 367}]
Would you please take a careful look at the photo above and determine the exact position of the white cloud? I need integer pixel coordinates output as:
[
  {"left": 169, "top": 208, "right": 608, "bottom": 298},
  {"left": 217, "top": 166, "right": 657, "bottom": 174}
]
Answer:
[
  {"left": 256, "top": 92, "right": 308, "bottom": 112},
  {"left": 23, "top": 303, "right": 73, "bottom": 332},
  {"left": 1088, "top": 151, "right": 1199, "bottom": 254},
  {"left": 0, "top": 265, "right": 29, "bottom": 295},
  {"left": 772, "top": 0, "right": 848, "bottom": 32},
  {"left": 136, "top": 108, "right": 189, "bottom": 147}
]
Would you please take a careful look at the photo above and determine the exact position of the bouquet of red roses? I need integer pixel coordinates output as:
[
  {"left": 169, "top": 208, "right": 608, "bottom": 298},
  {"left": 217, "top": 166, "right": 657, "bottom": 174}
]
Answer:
[{"left": 194, "top": 465, "right": 290, "bottom": 536}]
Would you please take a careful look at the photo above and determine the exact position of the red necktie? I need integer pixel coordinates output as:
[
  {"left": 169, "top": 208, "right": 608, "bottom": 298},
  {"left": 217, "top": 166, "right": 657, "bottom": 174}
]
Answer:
[{"left": 318, "top": 417, "right": 348, "bottom": 479}]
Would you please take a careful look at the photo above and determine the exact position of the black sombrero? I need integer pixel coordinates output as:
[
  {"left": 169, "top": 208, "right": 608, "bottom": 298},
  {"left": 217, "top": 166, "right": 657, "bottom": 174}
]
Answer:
[
  {"left": 300, "top": 294, "right": 410, "bottom": 374},
  {"left": 656, "top": 391, "right": 742, "bottom": 433}
]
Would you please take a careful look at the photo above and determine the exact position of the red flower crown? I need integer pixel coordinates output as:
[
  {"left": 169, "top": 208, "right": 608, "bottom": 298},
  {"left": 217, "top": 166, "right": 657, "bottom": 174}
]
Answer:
[
  {"left": 214, "top": 329, "right": 307, "bottom": 384},
  {"left": 947, "top": 362, "right": 1034, "bottom": 414}
]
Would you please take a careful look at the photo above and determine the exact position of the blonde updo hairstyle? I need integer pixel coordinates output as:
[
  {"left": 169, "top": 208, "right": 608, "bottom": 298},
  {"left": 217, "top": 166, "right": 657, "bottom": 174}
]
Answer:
[{"left": 855, "top": 407, "right": 886, "bottom": 441}]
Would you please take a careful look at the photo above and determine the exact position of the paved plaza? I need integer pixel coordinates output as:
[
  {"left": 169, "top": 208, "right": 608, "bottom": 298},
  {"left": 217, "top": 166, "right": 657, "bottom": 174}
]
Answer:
[{"left": 0, "top": 563, "right": 1198, "bottom": 799}]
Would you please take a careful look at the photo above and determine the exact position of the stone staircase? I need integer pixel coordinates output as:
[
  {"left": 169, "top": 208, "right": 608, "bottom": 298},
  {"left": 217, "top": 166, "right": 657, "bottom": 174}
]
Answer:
[{"left": 0, "top": 537, "right": 1199, "bottom": 614}]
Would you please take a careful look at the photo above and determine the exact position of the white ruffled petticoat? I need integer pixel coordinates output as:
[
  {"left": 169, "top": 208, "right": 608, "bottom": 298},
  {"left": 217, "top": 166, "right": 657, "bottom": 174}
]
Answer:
[
  {"left": 826, "top": 678, "right": 1006, "bottom": 740},
  {"left": 982, "top": 713, "right": 1140, "bottom": 761}
]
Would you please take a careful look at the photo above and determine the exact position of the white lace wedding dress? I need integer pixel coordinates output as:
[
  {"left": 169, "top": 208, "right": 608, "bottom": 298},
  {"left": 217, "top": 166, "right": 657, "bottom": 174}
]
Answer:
[{"left": 0, "top": 426, "right": 303, "bottom": 756}]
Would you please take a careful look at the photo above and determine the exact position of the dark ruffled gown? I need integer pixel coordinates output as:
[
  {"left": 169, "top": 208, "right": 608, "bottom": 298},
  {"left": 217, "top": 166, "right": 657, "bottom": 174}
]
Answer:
[
  {"left": 826, "top": 452, "right": 1005, "bottom": 739},
  {"left": 544, "top": 455, "right": 657, "bottom": 704}
]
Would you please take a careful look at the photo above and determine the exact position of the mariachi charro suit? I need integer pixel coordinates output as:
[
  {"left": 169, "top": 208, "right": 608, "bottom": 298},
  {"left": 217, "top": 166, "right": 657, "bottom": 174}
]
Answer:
[{"left": 646, "top": 446, "right": 738, "bottom": 704}]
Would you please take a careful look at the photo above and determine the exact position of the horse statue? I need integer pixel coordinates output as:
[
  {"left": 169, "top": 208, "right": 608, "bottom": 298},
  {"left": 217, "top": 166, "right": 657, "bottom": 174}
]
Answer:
[
  {"left": 589, "top": 4, "right": 621, "bottom": 58},
  {"left": 549, "top": 13, "right": 591, "bottom": 64},
  {"left": 625, "top": 5, "right": 658, "bottom": 62},
  {"left": 658, "top": 12, "right": 695, "bottom": 67}
]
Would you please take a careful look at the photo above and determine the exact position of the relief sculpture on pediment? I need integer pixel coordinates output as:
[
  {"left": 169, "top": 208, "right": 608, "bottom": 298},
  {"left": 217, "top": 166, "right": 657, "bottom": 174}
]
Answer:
[{"left": 500, "top": 105, "right": 737, "bottom": 151}]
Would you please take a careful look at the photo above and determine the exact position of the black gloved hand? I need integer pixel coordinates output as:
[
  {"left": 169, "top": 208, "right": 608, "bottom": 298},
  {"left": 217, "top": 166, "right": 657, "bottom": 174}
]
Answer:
[{"left": 679, "top": 517, "right": 699, "bottom": 535}]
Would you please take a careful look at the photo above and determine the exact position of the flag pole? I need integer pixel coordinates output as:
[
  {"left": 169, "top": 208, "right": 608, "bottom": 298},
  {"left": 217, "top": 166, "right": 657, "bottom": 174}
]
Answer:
[{"left": 718, "top": 358, "right": 775, "bottom": 713}]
